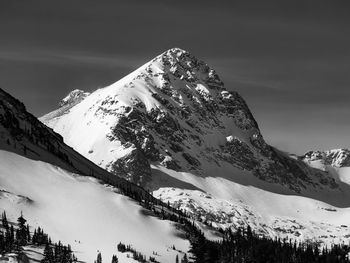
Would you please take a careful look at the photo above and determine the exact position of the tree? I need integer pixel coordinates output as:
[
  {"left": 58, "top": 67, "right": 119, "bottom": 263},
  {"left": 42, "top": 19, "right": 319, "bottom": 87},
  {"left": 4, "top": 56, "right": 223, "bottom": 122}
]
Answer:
[
  {"left": 95, "top": 252, "right": 102, "bottom": 263},
  {"left": 16, "top": 212, "right": 28, "bottom": 246},
  {"left": 41, "top": 243, "right": 54, "bottom": 263},
  {"left": 1, "top": 211, "right": 8, "bottom": 230},
  {"left": 175, "top": 254, "right": 179, "bottom": 263},
  {"left": 111, "top": 254, "right": 118, "bottom": 263},
  {"left": 26, "top": 224, "right": 31, "bottom": 242}
]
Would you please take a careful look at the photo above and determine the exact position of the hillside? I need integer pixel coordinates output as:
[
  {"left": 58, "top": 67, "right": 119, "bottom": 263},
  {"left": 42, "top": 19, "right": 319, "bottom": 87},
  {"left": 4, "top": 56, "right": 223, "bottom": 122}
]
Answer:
[
  {"left": 0, "top": 88, "right": 192, "bottom": 262},
  {"left": 41, "top": 47, "right": 350, "bottom": 245}
]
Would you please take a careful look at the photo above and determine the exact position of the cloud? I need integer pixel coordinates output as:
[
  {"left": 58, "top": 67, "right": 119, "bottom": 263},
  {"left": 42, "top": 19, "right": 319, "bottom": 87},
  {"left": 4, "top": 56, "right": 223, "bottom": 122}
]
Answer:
[{"left": 0, "top": 48, "right": 145, "bottom": 69}]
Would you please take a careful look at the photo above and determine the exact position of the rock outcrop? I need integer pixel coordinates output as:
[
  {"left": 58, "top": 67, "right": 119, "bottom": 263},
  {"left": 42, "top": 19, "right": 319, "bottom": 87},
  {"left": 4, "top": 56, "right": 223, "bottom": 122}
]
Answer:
[{"left": 41, "top": 48, "right": 337, "bottom": 191}]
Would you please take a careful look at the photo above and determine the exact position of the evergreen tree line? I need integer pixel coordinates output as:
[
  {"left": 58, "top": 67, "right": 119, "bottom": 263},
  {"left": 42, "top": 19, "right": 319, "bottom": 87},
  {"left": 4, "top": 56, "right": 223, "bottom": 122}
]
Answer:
[
  {"left": 0, "top": 211, "right": 31, "bottom": 253},
  {"left": 116, "top": 242, "right": 148, "bottom": 263},
  {"left": 94, "top": 241, "right": 165, "bottom": 263},
  {"left": 0, "top": 211, "right": 77, "bottom": 263},
  {"left": 94, "top": 251, "right": 118, "bottom": 263},
  {"left": 42, "top": 241, "right": 77, "bottom": 263},
  {"left": 115, "top": 188, "right": 350, "bottom": 263},
  {"left": 184, "top": 222, "right": 350, "bottom": 263}
]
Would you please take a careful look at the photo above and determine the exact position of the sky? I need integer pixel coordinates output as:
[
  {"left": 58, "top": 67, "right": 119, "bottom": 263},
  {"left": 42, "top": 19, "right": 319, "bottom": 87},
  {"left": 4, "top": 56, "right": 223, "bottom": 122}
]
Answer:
[{"left": 0, "top": 0, "right": 349, "bottom": 154}]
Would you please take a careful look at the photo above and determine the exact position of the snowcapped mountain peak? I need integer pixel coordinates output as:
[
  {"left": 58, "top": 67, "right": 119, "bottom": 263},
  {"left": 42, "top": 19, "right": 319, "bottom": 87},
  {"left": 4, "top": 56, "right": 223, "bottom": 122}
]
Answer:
[
  {"left": 59, "top": 89, "right": 90, "bottom": 107},
  {"left": 302, "top": 148, "right": 350, "bottom": 168},
  {"left": 42, "top": 48, "right": 271, "bottom": 186},
  {"left": 42, "top": 48, "right": 338, "bottom": 193},
  {"left": 39, "top": 49, "right": 350, "bottom": 246},
  {"left": 151, "top": 47, "right": 224, "bottom": 91}
]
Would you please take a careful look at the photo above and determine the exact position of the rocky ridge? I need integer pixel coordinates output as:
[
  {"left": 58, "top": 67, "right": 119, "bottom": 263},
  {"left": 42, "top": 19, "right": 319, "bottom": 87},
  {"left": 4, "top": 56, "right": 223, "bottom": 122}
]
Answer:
[
  {"left": 302, "top": 149, "right": 350, "bottom": 168},
  {"left": 40, "top": 48, "right": 350, "bottom": 245},
  {"left": 43, "top": 48, "right": 337, "bottom": 192}
]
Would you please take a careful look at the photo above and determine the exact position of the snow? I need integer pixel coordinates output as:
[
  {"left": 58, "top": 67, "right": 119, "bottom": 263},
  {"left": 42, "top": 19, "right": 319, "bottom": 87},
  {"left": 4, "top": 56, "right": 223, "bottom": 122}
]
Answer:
[
  {"left": 0, "top": 150, "right": 190, "bottom": 263},
  {"left": 59, "top": 89, "right": 90, "bottom": 106},
  {"left": 151, "top": 164, "right": 350, "bottom": 245},
  {"left": 40, "top": 60, "right": 166, "bottom": 172},
  {"left": 336, "top": 167, "right": 350, "bottom": 186},
  {"left": 22, "top": 246, "right": 44, "bottom": 262},
  {"left": 40, "top": 47, "right": 350, "bottom": 246}
]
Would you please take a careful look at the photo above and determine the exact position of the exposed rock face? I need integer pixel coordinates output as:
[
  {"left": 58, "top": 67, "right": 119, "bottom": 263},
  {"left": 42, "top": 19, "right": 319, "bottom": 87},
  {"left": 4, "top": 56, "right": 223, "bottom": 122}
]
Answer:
[
  {"left": 302, "top": 149, "right": 350, "bottom": 168},
  {"left": 0, "top": 88, "right": 65, "bottom": 152},
  {"left": 40, "top": 47, "right": 350, "bottom": 245},
  {"left": 109, "top": 146, "right": 151, "bottom": 185},
  {"left": 0, "top": 88, "right": 148, "bottom": 198},
  {"left": 42, "top": 47, "right": 337, "bottom": 191}
]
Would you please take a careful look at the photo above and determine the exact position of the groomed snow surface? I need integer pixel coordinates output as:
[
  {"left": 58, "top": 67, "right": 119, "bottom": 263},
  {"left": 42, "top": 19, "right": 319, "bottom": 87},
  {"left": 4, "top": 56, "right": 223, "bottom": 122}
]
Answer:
[{"left": 0, "top": 150, "right": 190, "bottom": 263}]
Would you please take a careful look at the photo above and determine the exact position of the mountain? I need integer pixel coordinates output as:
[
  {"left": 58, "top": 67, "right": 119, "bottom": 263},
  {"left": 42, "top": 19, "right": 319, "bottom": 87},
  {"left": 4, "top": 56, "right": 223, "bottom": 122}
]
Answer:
[
  {"left": 302, "top": 149, "right": 350, "bottom": 168},
  {"left": 301, "top": 149, "right": 350, "bottom": 187},
  {"left": 42, "top": 47, "right": 350, "bottom": 245},
  {"left": 0, "top": 88, "right": 191, "bottom": 262}
]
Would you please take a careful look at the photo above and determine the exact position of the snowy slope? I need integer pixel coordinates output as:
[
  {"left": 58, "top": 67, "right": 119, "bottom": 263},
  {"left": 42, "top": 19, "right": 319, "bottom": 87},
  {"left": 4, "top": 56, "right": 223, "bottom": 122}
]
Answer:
[
  {"left": 0, "top": 150, "right": 190, "bottom": 263},
  {"left": 41, "top": 48, "right": 337, "bottom": 191},
  {"left": 0, "top": 87, "right": 151, "bottom": 199},
  {"left": 301, "top": 149, "right": 350, "bottom": 194},
  {"left": 41, "top": 47, "right": 350, "bottom": 244},
  {"left": 0, "top": 87, "right": 193, "bottom": 262},
  {"left": 302, "top": 149, "right": 350, "bottom": 169},
  {"left": 151, "top": 164, "right": 350, "bottom": 246}
]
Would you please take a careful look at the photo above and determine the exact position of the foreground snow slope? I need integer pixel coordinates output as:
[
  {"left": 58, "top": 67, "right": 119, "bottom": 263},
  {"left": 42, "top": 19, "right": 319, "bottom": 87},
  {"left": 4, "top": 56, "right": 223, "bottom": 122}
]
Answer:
[
  {"left": 41, "top": 47, "right": 350, "bottom": 244},
  {"left": 0, "top": 150, "right": 190, "bottom": 263}
]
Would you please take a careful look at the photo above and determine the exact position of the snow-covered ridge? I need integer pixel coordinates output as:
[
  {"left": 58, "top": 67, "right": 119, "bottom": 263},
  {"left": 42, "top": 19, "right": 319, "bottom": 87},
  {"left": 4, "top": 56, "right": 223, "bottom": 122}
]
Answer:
[
  {"left": 42, "top": 47, "right": 336, "bottom": 192},
  {"left": 40, "top": 89, "right": 90, "bottom": 124},
  {"left": 0, "top": 88, "right": 149, "bottom": 199},
  {"left": 41, "top": 47, "right": 350, "bottom": 245},
  {"left": 59, "top": 89, "right": 90, "bottom": 107},
  {"left": 302, "top": 149, "right": 350, "bottom": 168},
  {"left": 0, "top": 87, "right": 195, "bottom": 262}
]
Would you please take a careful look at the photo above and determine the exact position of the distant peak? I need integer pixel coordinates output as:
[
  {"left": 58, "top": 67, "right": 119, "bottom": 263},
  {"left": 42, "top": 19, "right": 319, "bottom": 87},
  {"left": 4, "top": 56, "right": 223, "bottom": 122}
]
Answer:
[
  {"left": 160, "top": 47, "right": 194, "bottom": 62},
  {"left": 165, "top": 47, "right": 190, "bottom": 54},
  {"left": 302, "top": 148, "right": 350, "bottom": 168},
  {"left": 147, "top": 47, "right": 224, "bottom": 89},
  {"left": 59, "top": 89, "right": 90, "bottom": 107}
]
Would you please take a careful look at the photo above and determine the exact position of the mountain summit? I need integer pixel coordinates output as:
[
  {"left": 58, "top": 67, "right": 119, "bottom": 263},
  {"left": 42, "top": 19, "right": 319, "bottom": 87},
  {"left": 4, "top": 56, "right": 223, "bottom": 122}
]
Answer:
[
  {"left": 41, "top": 47, "right": 335, "bottom": 191},
  {"left": 41, "top": 48, "right": 350, "bottom": 244}
]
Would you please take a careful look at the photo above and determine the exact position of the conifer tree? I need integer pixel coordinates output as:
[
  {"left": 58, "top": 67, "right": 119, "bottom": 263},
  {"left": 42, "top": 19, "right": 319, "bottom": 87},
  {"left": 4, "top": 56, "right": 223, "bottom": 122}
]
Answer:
[
  {"left": 95, "top": 252, "right": 102, "bottom": 263},
  {"left": 42, "top": 243, "right": 54, "bottom": 263},
  {"left": 16, "top": 212, "right": 28, "bottom": 246},
  {"left": 1, "top": 211, "right": 8, "bottom": 230},
  {"left": 111, "top": 254, "right": 118, "bottom": 263},
  {"left": 26, "top": 224, "right": 31, "bottom": 242}
]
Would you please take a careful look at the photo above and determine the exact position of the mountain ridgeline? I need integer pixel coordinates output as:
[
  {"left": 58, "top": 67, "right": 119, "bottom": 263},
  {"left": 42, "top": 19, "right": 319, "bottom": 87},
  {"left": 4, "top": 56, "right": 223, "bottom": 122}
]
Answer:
[
  {"left": 42, "top": 48, "right": 337, "bottom": 192},
  {"left": 2, "top": 47, "right": 350, "bottom": 258},
  {"left": 0, "top": 87, "right": 157, "bottom": 204},
  {"left": 39, "top": 48, "right": 350, "bottom": 245}
]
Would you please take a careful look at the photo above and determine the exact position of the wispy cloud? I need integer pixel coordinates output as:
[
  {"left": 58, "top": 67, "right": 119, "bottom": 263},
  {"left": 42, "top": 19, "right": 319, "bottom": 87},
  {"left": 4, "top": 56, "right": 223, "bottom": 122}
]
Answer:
[{"left": 0, "top": 48, "right": 145, "bottom": 69}]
